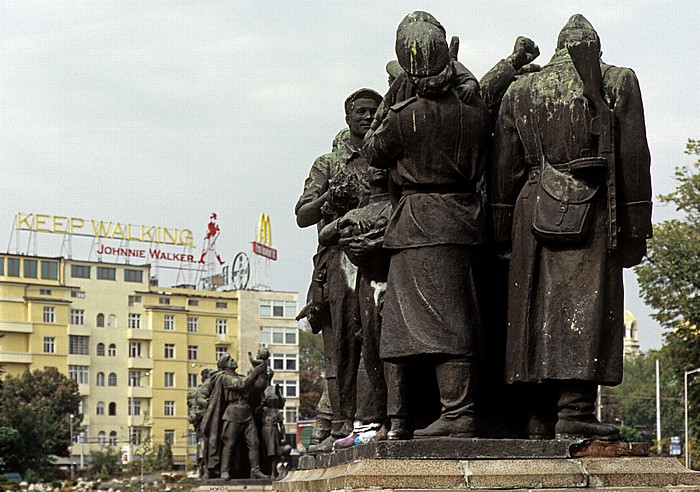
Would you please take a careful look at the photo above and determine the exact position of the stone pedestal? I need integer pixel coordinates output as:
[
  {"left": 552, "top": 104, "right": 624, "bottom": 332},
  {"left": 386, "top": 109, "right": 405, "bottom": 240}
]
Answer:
[
  {"left": 277, "top": 439, "right": 700, "bottom": 491},
  {"left": 193, "top": 478, "right": 274, "bottom": 492}
]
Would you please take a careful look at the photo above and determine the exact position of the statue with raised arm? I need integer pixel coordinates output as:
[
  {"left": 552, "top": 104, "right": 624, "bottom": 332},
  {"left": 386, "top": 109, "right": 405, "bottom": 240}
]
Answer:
[{"left": 202, "top": 354, "right": 269, "bottom": 479}]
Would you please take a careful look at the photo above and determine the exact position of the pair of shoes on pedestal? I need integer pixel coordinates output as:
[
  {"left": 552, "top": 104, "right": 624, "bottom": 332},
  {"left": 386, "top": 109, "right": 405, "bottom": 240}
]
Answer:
[
  {"left": 333, "top": 422, "right": 381, "bottom": 449},
  {"left": 370, "top": 424, "right": 389, "bottom": 442}
]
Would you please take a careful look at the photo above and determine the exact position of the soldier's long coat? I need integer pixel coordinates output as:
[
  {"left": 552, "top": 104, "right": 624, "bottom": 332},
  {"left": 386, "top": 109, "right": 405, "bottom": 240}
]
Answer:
[{"left": 490, "top": 50, "right": 652, "bottom": 385}]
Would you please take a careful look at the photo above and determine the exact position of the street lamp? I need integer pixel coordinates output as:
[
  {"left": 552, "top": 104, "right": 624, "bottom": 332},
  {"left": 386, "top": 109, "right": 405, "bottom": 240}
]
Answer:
[
  {"left": 684, "top": 367, "right": 700, "bottom": 468},
  {"left": 69, "top": 414, "right": 74, "bottom": 480},
  {"left": 129, "top": 371, "right": 151, "bottom": 466}
]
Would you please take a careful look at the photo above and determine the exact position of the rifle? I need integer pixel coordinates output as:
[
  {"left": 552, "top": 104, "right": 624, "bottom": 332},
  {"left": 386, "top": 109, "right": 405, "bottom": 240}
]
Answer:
[{"left": 567, "top": 40, "right": 617, "bottom": 250}]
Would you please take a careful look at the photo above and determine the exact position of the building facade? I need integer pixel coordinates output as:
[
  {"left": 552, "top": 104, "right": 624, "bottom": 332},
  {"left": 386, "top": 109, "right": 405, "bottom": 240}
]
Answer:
[
  {"left": 0, "top": 253, "right": 299, "bottom": 468},
  {"left": 623, "top": 310, "right": 641, "bottom": 358}
]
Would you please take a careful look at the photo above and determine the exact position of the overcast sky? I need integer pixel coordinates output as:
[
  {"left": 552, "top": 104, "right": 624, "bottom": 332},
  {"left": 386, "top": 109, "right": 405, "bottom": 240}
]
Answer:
[{"left": 1, "top": 1, "right": 698, "bottom": 351}]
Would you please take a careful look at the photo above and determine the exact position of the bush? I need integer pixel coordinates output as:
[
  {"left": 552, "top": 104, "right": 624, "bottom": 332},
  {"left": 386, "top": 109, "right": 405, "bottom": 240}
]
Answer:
[{"left": 88, "top": 448, "right": 121, "bottom": 479}]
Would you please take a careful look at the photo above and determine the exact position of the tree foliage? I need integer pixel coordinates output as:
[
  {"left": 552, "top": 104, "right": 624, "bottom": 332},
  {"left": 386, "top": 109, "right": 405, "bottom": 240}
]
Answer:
[
  {"left": 635, "top": 139, "right": 700, "bottom": 456},
  {"left": 299, "top": 327, "right": 324, "bottom": 420},
  {"left": 0, "top": 368, "right": 82, "bottom": 475},
  {"left": 636, "top": 139, "right": 700, "bottom": 330},
  {"left": 601, "top": 351, "right": 683, "bottom": 444}
]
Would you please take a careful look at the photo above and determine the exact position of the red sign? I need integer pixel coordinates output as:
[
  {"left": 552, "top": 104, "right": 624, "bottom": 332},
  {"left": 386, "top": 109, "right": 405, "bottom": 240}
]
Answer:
[{"left": 252, "top": 241, "right": 277, "bottom": 261}]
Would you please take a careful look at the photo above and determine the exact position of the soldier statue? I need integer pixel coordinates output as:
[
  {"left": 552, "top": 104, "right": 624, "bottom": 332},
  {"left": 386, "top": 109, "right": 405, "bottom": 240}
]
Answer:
[{"left": 489, "top": 14, "right": 652, "bottom": 440}]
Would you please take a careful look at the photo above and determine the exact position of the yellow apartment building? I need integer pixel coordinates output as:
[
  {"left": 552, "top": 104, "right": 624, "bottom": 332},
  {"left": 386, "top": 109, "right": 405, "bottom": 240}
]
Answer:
[{"left": 0, "top": 253, "right": 299, "bottom": 468}]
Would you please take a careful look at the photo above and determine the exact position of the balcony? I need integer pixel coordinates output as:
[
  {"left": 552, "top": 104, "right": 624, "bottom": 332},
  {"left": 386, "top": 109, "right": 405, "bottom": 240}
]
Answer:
[
  {"left": 78, "top": 384, "right": 90, "bottom": 396},
  {"left": 67, "top": 354, "right": 91, "bottom": 366},
  {"left": 0, "top": 352, "right": 32, "bottom": 364},
  {"left": 0, "top": 321, "right": 32, "bottom": 333},
  {"left": 215, "top": 334, "right": 231, "bottom": 345},
  {"left": 127, "top": 329, "right": 153, "bottom": 340},
  {"left": 127, "top": 357, "right": 154, "bottom": 370},
  {"left": 127, "top": 386, "right": 153, "bottom": 399},
  {"left": 67, "top": 324, "right": 91, "bottom": 336}
]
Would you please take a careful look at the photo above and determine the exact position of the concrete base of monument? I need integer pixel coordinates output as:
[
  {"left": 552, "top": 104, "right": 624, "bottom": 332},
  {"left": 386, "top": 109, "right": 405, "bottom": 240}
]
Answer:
[
  {"left": 277, "top": 439, "right": 700, "bottom": 491},
  {"left": 192, "top": 478, "right": 274, "bottom": 492}
]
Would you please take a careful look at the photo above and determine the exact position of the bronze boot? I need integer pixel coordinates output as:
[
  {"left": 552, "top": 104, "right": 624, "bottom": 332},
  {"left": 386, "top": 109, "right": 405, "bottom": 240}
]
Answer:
[
  {"left": 413, "top": 360, "right": 476, "bottom": 439},
  {"left": 554, "top": 381, "right": 620, "bottom": 441}
]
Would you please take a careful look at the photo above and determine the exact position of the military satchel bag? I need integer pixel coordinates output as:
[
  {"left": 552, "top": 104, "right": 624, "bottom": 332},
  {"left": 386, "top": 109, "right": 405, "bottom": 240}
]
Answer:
[{"left": 531, "top": 159, "right": 601, "bottom": 244}]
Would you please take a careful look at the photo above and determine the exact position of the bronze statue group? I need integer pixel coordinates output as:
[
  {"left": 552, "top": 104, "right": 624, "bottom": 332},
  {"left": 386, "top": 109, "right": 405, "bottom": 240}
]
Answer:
[
  {"left": 296, "top": 11, "right": 652, "bottom": 453},
  {"left": 187, "top": 349, "right": 292, "bottom": 480},
  {"left": 187, "top": 11, "right": 653, "bottom": 480}
]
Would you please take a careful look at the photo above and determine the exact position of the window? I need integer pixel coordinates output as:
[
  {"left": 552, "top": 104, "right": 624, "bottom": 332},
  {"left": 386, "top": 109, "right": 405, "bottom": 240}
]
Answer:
[
  {"left": 164, "top": 344, "right": 175, "bottom": 359},
  {"left": 108, "top": 314, "right": 116, "bottom": 328},
  {"left": 259, "top": 300, "right": 297, "bottom": 318},
  {"left": 43, "top": 306, "right": 55, "bottom": 323},
  {"left": 68, "top": 365, "right": 89, "bottom": 385},
  {"left": 164, "top": 315, "right": 175, "bottom": 331},
  {"left": 96, "top": 343, "right": 105, "bottom": 356},
  {"left": 285, "top": 407, "right": 298, "bottom": 424},
  {"left": 41, "top": 261, "right": 58, "bottom": 280},
  {"left": 69, "top": 336, "right": 89, "bottom": 355},
  {"left": 70, "top": 309, "right": 84, "bottom": 325},
  {"left": 128, "top": 400, "right": 141, "bottom": 416},
  {"left": 43, "top": 337, "right": 55, "bottom": 353},
  {"left": 188, "top": 345, "right": 198, "bottom": 361},
  {"left": 97, "top": 431, "right": 106, "bottom": 445},
  {"left": 108, "top": 344, "right": 116, "bottom": 356},
  {"left": 71, "top": 265, "right": 91, "bottom": 279},
  {"left": 7, "top": 258, "right": 20, "bottom": 277},
  {"left": 215, "top": 347, "right": 228, "bottom": 360},
  {"left": 187, "top": 317, "right": 198, "bottom": 333},
  {"left": 164, "top": 372, "right": 175, "bottom": 387},
  {"left": 159, "top": 297, "right": 170, "bottom": 305},
  {"left": 188, "top": 299, "right": 199, "bottom": 307},
  {"left": 108, "top": 373, "right": 117, "bottom": 386},
  {"left": 188, "top": 373, "right": 198, "bottom": 388},
  {"left": 164, "top": 430, "right": 175, "bottom": 446},
  {"left": 129, "top": 342, "right": 142, "bottom": 358},
  {"left": 128, "top": 313, "right": 141, "bottom": 329},
  {"left": 128, "top": 295, "right": 142, "bottom": 305},
  {"left": 216, "top": 301, "right": 228, "bottom": 309},
  {"left": 164, "top": 401, "right": 175, "bottom": 417},
  {"left": 96, "top": 372, "right": 105, "bottom": 386},
  {"left": 187, "top": 431, "right": 197, "bottom": 446},
  {"left": 272, "top": 353, "right": 297, "bottom": 371},
  {"left": 0, "top": 258, "right": 3, "bottom": 275},
  {"left": 130, "top": 429, "right": 142, "bottom": 445},
  {"left": 96, "top": 267, "right": 116, "bottom": 280},
  {"left": 260, "top": 326, "right": 298, "bottom": 345},
  {"left": 273, "top": 379, "right": 298, "bottom": 398},
  {"left": 109, "top": 431, "right": 117, "bottom": 446},
  {"left": 96, "top": 313, "right": 104, "bottom": 327},
  {"left": 23, "top": 259, "right": 37, "bottom": 278},
  {"left": 39, "top": 289, "right": 52, "bottom": 295},
  {"left": 108, "top": 402, "right": 116, "bottom": 416},
  {"left": 124, "top": 269, "right": 143, "bottom": 283},
  {"left": 71, "top": 290, "right": 86, "bottom": 298},
  {"left": 129, "top": 371, "right": 145, "bottom": 387},
  {"left": 96, "top": 402, "right": 105, "bottom": 415},
  {"left": 216, "top": 319, "right": 228, "bottom": 335}
]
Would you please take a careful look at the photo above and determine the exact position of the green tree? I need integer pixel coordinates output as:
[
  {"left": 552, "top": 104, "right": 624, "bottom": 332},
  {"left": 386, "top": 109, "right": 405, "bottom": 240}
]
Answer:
[
  {"left": 88, "top": 448, "right": 120, "bottom": 479},
  {"left": 0, "top": 368, "right": 82, "bottom": 475},
  {"left": 636, "top": 139, "right": 700, "bottom": 456},
  {"left": 636, "top": 139, "right": 700, "bottom": 330},
  {"left": 299, "top": 327, "right": 324, "bottom": 420},
  {"left": 601, "top": 351, "right": 683, "bottom": 444}
]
